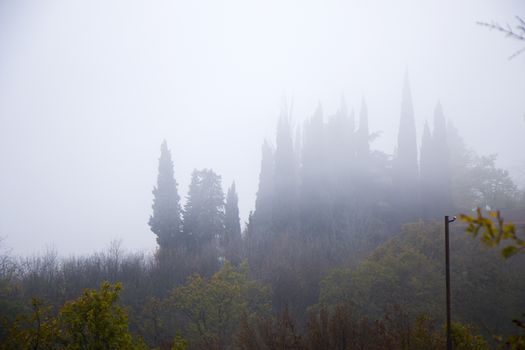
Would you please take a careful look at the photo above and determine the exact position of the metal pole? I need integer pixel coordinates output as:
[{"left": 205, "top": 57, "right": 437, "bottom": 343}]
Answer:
[{"left": 445, "top": 215, "right": 456, "bottom": 350}]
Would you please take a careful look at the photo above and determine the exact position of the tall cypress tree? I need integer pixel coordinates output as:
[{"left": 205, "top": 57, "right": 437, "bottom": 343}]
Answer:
[
  {"left": 272, "top": 101, "right": 298, "bottom": 233},
  {"left": 393, "top": 73, "right": 419, "bottom": 220},
  {"left": 183, "top": 169, "right": 225, "bottom": 251},
  {"left": 419, "top": 120, "right": 433, "bottom": 218},
  {"left": 252, "top": 140, "right": 274, "bottom": 232},
  {"left": 431, "top": 102, "right": 452, "bottom": 215},
  {"left": 224, "top": 182, "right": 242, "bottom": 263},
  {"left": 356, "top": 97, "right": 370, "bottom": 167},
  {"left": 149, "top": 141, "right": 182, "bottom": 249},
  {"left": 325, "top": 99, "right": 353, "bottom": 184},
  {"left": 300, "top": 103, "right": 330, "bottom": 237}
]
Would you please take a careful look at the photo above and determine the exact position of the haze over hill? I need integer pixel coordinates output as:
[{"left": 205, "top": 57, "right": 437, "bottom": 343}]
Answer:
[{"left": 0, "top": 0, "right": 524, "bottom": 255}]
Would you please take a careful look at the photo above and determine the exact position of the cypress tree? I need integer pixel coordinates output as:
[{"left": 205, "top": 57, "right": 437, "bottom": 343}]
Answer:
[
  {"left": 419, "top": 120, "right": 433, "bottom": 218},
  {"left": 301, "top": 103, "right": 325, "bottom": 194},
  {"left": 148, "top": 141, "right": 182, "bottom": 249},
  {"left": 272, "top": 101, "right": 298, "bottom": 233},
  {"left": 431, "top": 102, "right": 452, "bottom": 214},
  {"left": 183, "top": 169, "right": 225, "bottom": 251},
  {"left": 392, "top": 73, "right": 419, "bottom": 220},
  {"left": 356, "top": 97, "right": 370, "bottom": 167},
  {"left": 325, "top": 99, "right": 353, "bottom": 183},
  {"left": 224, "top": 182, "right": 242, "bottom": 262},
  {"left": 252, "top": 140, "right": 274, "bottom": 232},
  {"left": 300, "top": 103, "right": 330, "bottom": 237}
]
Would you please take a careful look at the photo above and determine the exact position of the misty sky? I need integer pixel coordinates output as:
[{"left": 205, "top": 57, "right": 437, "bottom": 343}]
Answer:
[{"left": 0, "top": 0, "right": 524, "bottom": 255}]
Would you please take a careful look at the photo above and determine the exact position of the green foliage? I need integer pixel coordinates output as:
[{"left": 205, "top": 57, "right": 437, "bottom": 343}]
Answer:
[
  {"left": 451, "top": 322, "right": 490, "bottom": 350},
  {"left": 319, "top": 222, "right": 445, "bottom": 319},
  {"left": 318, "top": 220, "right": 525, "bottom": 339},
  {"left": 0, "top": 298, "right": 58, "bottom": 350},
  {"left": 497, "top": 314, "right": 525, "bottom": 349},
  {"left": 1, "top": 282, "right": 146, "bottom": 350},
  {"left": 58, "top": 282, "right": 134, "bottom": 349},
  {"left": 236, "top": 308, "right": 303, "bottom": 350},
  {"left": 171, "top": 334, "right": 188, "bottom": 350},
  {"left": 460, "top": 209, "right": 525, "bottom": 348},
  {"left": 460, "top": 208, "right": 524, "bottom": 258},
  {"left": 183, "top": 169, "right": 225, "bottom": 251},
  {"left": 169, "top": 261, "right": 271, "bottom": 349}
]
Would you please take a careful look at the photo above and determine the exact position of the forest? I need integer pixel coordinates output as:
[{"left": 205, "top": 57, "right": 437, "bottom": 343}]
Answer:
[{"left": 1, "top": 76, "right": 524, "bottom": 349}]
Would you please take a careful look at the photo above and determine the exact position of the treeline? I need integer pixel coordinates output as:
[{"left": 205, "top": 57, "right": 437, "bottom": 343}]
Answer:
[
  {"left": 1, "top": 79, "right": 524, "bottom": 349},
  {"left": 2, "top": 224, "right": 523, "bottom": 349}
]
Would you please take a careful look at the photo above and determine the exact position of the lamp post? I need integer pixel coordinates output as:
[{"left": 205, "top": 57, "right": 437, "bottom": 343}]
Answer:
[{"left": 445, "top": 215, "right": 456, "bottom": 350}]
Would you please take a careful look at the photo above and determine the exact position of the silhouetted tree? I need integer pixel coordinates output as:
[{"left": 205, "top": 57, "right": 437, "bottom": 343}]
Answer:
[
  {"left": 392, "top": 73, "right": 419, "bottom": 221},
  {"left": 251, "top": 140, "right": 274, "bottom": 235},
  {"left": 224, "top": 182, "right": 242, "bottom": 263},
  {"left": 356, "top": 97, "right": 370, "bottom": 169},
  {"left": 273, "top": 101, "right": 299, "bottom": 234},
  {"left": 183, "top": 169, "right": 225, "bottom": 253},
  {"left": 149, "top": 141, "right": 182, "bottom": 249},
  {"left": 419, "top": 120, "right": 434, "bottom": 218},
  {"left": 300, "top": 103, "right": 331, "bottom": 238},
  {"left": 431, "top": 102, "right": 452, "bottom": 215}
]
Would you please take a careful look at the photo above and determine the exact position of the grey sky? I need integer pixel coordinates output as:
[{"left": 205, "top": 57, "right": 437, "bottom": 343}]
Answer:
[{"left": 0, "top": 0, "right": 524, "bottom": 255}]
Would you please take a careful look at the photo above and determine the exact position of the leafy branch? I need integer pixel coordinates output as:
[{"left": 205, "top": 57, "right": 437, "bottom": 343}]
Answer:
[{"left": 459, "top": 208, "right": 525, "bottom": 258}]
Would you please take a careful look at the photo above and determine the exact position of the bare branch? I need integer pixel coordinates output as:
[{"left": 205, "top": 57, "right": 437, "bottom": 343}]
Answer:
[{"left": 478, "top": 16, "right": 525, "bottom": 59}]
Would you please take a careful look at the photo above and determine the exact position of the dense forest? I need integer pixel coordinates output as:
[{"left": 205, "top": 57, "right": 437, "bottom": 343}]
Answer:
[{"left": 1, "top": 78, "right": 524, "bottom": 349}]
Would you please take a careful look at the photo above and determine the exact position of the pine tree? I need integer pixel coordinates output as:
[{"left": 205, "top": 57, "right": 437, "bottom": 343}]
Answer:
[
  {"left": 183, "top": 169, "right": 225, "bottom": 251},
  {"left": 149, "top": 141, "right": 182, "bottom": 249},
  {"left": 224, "top": 182, "right": 242, "bottom": 263}
]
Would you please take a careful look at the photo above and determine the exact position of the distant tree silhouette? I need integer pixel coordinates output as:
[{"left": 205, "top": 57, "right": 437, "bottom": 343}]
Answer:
[
  {"left": 183, "top": 169, "right": 225, "bottom": 252},
  {"left": 272, "top": 101, "right": 299, "bottom": 234},
  {"left": 419, "top": 120, "right": 434, "bottom": 218},
  {"left": 356, "top": 97, "right": 370, "bottom": 169},
  {"left": 149, "top": 141, "right": 182, "bottom": 249},
  {"left": 251, "top": 140, "right": 274, "bottom": 235},
  {"left": 392, "top": 73, "right": 419, "bottom": 221},
  {"left": 431, "top": 102, "right": 452, "bottom": 214},
  {"left": 224, "top": 182, "right": 242, "bottom": 263}
]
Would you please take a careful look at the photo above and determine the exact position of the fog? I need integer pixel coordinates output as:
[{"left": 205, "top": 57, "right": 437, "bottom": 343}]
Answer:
[{"left": 0, "top": 0, "right": 524, "bottom": 255}]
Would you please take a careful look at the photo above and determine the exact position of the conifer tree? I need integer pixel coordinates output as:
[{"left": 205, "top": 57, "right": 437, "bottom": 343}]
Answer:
[
  {"left": 272, "top": 102, "right": 298, "bottom": 233},
  {"left": 419, "top": 121, "right": 434, "bottom": 218},
  {"left": 149, "top": 141, "right": 182, "bottom": 249},
  {"left": 183, "top": 169, "right": 225, "bottom": 251},
  {"left": 393, "top": 73, "right": 420, "bottom": 220},
  {"left": 325, "top": 99, "right": 354, "bottom": 183},
  {"left": 252, "top": 141, "right": 274, "bottom": 232},
  {"left": 224, "top": 182, "right": 242, "bottom": 262},
  {"left": 301, "top": 103, "right": 325, "bottom": 194},
  {"left": 300, "top": 103, "right": 330, "bottom": 237},
  {"left": 431, "top": 102, "right": 452, "bottom": 214},
  {"left": 356, "top": 97, "right": 370, "bottom": 168}
]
